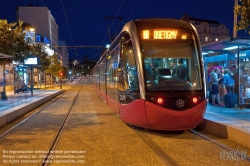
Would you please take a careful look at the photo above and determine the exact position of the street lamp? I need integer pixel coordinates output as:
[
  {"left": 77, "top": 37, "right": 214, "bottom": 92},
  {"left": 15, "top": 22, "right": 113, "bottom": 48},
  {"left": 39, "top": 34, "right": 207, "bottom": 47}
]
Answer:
[{"left": 69, "top": 71, "right": 72, "bottom": 81}]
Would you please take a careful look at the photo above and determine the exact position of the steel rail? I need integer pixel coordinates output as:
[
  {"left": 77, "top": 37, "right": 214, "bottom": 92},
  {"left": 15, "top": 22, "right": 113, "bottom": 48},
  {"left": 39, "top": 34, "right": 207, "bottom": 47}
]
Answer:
[
  {"left": 0, "top": 90, "right": 67, "bottom": 138},
  {"left": 189, "top": 129, "right": 250, "bottom": 162},
  {"left": 41, "top": 85, "right": 83, "bottom": 166},
  {"left": 131, "top": 126, "right": 179, "bottom": 166}
]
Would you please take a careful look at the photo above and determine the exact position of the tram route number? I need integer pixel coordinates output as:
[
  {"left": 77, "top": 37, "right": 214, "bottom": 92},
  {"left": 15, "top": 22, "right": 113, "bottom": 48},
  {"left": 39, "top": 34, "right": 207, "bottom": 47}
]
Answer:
[{"left": 120, "top": 95, "right": 126, "bottom": 101}]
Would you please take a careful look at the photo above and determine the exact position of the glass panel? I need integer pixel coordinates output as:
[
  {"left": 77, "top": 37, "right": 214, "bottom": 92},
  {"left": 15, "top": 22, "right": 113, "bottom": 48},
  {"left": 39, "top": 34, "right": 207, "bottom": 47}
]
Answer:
[{"left": 140, "top": 30, "right": 202, "bottom": 91}]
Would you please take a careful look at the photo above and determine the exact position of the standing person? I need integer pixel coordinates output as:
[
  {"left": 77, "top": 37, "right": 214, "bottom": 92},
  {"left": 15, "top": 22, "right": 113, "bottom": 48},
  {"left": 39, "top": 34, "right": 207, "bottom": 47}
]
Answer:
[
  {"left": 218, "top": 68, "right": 224, "bottom": 104},
  {"left": 169, "top": 59, "right": 176, "bottom": 70},
  {"left": 172, "top": 58, "right": 189, "bottom": 82},
  {"left": 222, "top": 68, "right": 235, "bottom": 94},
  {"left": 229, "top": 64, "right": 244, "bottom": 109},
  {"left": 209, "top": 67, "right": 223, "bottom": 106},
  {"left": 145, "top": 63, "right": 153, "bottom": 81}
]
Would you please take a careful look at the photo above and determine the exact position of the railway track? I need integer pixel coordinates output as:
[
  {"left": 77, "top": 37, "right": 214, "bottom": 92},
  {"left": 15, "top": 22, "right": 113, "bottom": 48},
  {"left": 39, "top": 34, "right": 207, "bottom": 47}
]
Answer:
[
  {"left": 0, "top": 83, "right": 84, "bottom": 166},
  {"left": 1, "top": 77, "right": 249, "bottom": 166},
  {"left": 131, "top": 126, "right": 250, "bottom": 166}
]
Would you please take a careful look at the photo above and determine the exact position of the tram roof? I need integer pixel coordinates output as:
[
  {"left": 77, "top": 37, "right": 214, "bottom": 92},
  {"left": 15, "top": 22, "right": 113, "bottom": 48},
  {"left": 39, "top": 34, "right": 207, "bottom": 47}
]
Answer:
[
  {"left": 202, "top": 37, "right": 250, "bottom": 56},
  {"left": 0, "top": 53, "right": 13, "bottom": 59}
]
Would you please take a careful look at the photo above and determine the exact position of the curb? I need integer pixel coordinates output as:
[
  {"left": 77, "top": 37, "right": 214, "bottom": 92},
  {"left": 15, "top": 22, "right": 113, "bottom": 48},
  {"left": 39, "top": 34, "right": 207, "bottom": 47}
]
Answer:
[
  {"left": 0, "top": 90, "right": 64, "bottom": 128},
  {"left": 196, "top": 118, "right": 250, "bottom": 149}
]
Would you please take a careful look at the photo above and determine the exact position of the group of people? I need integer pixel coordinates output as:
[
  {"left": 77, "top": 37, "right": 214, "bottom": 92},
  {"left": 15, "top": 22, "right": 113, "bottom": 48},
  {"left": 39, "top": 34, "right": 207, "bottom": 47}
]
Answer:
[
  {"left": 169, "top": 58, "right": 189, "bottom": 81},
  {"left": 145, "top": 58, "right": 189, "bottom": 83},
  {"left": 209, "top": 64, "right": 243, "bottom": 109}
]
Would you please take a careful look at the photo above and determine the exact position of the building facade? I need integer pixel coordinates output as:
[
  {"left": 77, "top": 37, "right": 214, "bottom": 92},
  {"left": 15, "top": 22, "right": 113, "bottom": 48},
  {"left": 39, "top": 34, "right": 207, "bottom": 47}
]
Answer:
[
  {"left": 58, "top": 41, "right": 69, "bottom": 68},
  {"left": 182, "top": 14, "right": 229, "bottom": 44},
  {"left": 17, "top": 6, "right": 58, "bottom": 49}
]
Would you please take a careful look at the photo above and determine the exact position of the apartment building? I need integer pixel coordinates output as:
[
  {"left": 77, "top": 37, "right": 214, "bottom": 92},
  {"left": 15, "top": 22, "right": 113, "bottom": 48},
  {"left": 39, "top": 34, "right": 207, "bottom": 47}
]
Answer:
[{"left": 182, "top": 14, "right": 229, "bottom": 44}]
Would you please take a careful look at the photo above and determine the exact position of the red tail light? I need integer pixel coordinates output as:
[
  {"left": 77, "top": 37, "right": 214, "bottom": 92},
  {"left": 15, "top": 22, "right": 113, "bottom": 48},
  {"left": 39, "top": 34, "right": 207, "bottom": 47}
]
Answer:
[
  {"left": 157, "top": 97, "right": 164, "bottom": 104},
  {"left": 192, "top": 97, "right": 198, "bottom": 103}
]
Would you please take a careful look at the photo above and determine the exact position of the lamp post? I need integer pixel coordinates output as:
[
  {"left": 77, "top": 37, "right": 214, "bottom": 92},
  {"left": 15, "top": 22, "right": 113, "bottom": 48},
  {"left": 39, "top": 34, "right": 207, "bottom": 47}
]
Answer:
[
  {"left": 233, "top": 0, "right": 238, "bottom": 37},
  {"left": 69, "top": 71, "right": 72, "bottom": 82}
]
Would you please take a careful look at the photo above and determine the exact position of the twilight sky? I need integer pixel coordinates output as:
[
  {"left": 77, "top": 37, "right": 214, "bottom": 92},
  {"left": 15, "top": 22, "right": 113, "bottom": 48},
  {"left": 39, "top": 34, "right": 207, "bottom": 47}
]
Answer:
[{"left": 0, "top": 0, "right": 249, "bottom": 60}]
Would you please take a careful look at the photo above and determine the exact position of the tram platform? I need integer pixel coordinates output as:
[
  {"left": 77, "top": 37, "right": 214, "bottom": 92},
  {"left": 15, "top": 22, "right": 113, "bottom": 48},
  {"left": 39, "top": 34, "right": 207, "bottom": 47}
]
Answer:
[
  {"left": 198, "top": 104, "right": 250, "bottom": 148},
  {"left": 0, "top": 84, "right": 249, "bottom": 149},
  {"left": 0, "top": 87, "right": 64, "bottom": 128}
]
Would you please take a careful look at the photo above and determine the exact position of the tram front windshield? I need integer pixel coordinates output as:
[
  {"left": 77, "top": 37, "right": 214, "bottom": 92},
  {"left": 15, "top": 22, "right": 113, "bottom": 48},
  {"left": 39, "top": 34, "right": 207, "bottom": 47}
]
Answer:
[{"left": 140, "top": 29, "right": 202, "bottom": 91}]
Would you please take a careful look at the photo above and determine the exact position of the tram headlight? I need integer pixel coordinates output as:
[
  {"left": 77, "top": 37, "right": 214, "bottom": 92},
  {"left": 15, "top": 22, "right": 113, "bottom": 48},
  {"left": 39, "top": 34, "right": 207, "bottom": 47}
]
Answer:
[{"left": 157, "top": 97, "right": 164, "bottom": 105}]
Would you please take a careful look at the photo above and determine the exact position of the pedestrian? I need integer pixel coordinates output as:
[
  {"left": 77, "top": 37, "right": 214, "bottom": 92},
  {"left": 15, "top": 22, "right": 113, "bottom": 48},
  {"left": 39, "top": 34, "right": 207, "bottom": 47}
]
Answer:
[
  {"left": 229, "top": 64, "right": 244, "bottom": 110},
  {"left": 218, "top": 68, "right": 224, "bottom": 104},
  {"left": 222, "top": 68, "right": 235, "bottom": 94},
  {"left": 172, "top": 58, "right": 190, "bottom": 82},
  {"left": 209, "top": 67, "right": 223, "bottom": 106}
]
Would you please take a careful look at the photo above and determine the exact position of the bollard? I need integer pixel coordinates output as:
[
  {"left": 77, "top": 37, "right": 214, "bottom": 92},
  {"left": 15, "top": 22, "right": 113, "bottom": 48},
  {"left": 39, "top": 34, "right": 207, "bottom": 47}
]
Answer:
[
  {"left": 60, "top": 80, "right": 62, "bottom": 89},
  {"left": 0, "top": 91, "right": 8, "bottom": 100}
]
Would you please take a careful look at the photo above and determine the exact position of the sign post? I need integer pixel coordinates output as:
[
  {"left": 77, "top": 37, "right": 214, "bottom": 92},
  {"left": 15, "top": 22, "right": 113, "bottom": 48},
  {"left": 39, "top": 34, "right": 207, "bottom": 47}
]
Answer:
[{"left": 24, "top": 57, "right": 39, "bottom": 95}]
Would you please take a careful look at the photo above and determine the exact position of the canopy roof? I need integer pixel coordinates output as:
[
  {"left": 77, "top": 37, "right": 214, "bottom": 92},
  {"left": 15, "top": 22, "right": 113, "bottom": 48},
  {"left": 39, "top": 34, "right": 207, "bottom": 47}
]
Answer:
[{"left": 202, "top": 37, "right": 250, "bottom": 56}]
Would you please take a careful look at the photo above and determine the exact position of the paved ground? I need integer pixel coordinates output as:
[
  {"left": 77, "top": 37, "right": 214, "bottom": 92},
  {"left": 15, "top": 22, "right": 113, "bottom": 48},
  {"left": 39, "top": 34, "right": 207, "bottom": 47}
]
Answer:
[{"left": 0, "top": 80, "right": 250, "bottom": 149}]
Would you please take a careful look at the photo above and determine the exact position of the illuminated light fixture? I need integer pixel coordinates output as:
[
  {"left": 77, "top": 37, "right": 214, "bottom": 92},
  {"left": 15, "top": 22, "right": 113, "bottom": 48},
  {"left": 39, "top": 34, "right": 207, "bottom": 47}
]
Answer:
[
  {"left": 181, "top": 35, "right": 187, "bottom": 39},
  {"left": 107, "top": 55, "right": 111, "bottom": 59},
  {"left": 154, "top": 30, "right": 177, "bottom": 39},
  {"left": 143, "top": 30, "right": 149, "bottom": 39},
  {"left": 157, "top": 97, "right": 164, "bottom": 104},
  {"left": 106, "top": 44, "right": 110, "bottom": 49},
  {"left": 192, "top": 97, "right": 198, "bottom": 103},
  {"left": 223, "top": 46, "right": 238, "bottom": 50},
  {"left": 29, "top": 28, "right": 35, "bottom": 32}
]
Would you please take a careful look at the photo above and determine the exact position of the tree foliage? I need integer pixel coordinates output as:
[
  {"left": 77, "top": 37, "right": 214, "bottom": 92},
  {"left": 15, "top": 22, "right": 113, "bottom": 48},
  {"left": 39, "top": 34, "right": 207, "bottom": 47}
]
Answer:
[
  {"left": 235, "top": 0, "right": 250, "bottom": 34},
  {"left": 46, "top": 54, "right": 63, "bottom": 78},
  {"left": 30, "top": 44, "right": 50, "bottom": 71},
  {"left": 0, "top": 20, "right": 31, "bottom": 65}
]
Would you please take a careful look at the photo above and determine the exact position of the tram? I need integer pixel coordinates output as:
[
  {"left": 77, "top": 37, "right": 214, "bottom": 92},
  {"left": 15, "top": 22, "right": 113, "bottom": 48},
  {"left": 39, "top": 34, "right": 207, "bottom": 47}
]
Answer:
[{"left": 92, "top": 18, "right": 207, "bottom": 130}]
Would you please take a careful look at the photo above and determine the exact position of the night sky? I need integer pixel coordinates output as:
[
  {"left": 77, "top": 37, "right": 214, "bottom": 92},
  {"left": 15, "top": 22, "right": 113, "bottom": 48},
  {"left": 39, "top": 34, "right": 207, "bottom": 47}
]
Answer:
[{"left": 0, "top": 0, "right": 249, "bottom": 60}]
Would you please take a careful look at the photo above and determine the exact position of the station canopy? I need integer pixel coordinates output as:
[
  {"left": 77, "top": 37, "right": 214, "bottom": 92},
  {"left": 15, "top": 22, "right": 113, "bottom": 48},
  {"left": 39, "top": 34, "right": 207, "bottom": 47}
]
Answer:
[{"left": 202, "top": 37, "right": 250, "bottom": 56}]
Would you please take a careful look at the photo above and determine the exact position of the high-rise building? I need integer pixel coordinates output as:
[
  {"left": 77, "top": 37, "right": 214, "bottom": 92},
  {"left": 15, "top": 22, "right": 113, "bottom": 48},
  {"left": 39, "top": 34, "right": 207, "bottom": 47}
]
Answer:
[
  {"left": 182, "top": 14, "right": 229, "bottom": 44},
  {"left": 58, "top": 41, "right": 69, "bottom": 68},
  {"left": 17, "top": 6, "right": 58, "bottom": 50}
]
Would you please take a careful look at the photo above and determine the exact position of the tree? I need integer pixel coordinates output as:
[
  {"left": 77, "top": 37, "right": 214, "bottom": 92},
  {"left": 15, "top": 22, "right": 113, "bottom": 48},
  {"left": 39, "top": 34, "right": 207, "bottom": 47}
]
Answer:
[
  {"left": 235, "top": 0, "right": 250, "bottom": 34},
  {"left": 0, "top": 20, "right": 31, "bottom": 96},
  {"left": 46, "top": 54, "right": 63, "bottom": 84},
  {"left": 31, "top": 44, "right": 50, "bottom": 71},
  {"left": 0, "top": 20, "right": 31, "bottom": 63}
]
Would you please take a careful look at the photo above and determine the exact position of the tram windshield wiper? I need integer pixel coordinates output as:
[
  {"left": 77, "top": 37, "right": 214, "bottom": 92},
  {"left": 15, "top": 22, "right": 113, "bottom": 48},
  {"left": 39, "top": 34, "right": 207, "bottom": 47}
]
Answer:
[{"left": 158, "top": 75, "right": 179, "bottom": 97}]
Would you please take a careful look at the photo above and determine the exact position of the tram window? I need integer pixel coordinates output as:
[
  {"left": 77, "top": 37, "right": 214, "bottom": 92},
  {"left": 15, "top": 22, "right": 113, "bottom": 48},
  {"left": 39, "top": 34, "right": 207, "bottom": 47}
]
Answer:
[
  {"left": 119, "top": 40, "right": 139, "bottom": 92},
  {"left": 141, "top": 35, "right": 202, "bottom": 90}
]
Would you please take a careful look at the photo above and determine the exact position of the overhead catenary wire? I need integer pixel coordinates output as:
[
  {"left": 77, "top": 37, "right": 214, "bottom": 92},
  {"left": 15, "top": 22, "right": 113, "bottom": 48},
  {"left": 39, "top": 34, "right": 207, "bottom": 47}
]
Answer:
[
  {"left": 60, "top": 0, "right": 80, "bottom": 61},
  {"left": 94, "top": 0, "right": 141, "bottom": 60},
  {"left": 94, "top": 0, "right": 126, "bottom": 59},
  {"left": 126, "top": 0, "right": 141, "bottom": 22}
]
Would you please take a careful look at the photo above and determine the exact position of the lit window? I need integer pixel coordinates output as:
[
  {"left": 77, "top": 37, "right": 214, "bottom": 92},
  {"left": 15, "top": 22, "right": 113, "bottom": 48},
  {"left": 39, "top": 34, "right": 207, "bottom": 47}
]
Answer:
[
  {"left": 215, "top": 38, "right": 218, "bottom": 41},
  {"left": 205, "top": 37, "right": 209, "bottom": 41}
]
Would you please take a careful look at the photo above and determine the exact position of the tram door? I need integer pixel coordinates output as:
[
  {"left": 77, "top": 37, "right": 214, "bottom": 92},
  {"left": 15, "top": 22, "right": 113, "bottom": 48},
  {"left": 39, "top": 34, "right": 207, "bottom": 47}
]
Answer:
[{"left": 118, "top": 40, "right": 139, "bottom": 113}]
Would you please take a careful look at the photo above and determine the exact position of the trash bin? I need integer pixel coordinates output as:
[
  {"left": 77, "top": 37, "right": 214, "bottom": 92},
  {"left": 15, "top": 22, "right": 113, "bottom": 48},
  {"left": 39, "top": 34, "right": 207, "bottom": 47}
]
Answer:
[{"left": 0, "top": 91, "right": 8, "bottom": 100}]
